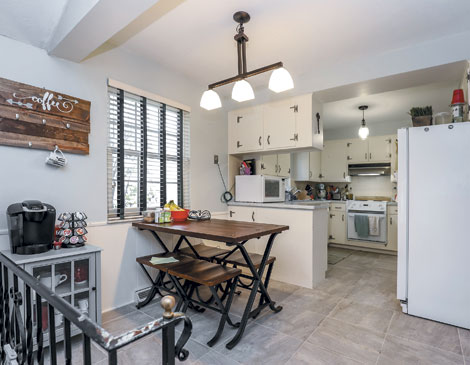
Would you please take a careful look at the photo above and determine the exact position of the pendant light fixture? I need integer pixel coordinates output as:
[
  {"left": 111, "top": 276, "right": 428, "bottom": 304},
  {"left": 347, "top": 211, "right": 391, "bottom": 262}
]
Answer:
[
  {"left": 358, "top": 105, "right": 370, "bottom": 140},
  {"left": 200, "top": 11, "right": 294, "bottom": 110}
]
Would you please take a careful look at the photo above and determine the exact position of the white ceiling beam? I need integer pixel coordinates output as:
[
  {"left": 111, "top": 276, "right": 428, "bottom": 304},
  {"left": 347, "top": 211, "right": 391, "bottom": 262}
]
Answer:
[{"left": 47, "top": 0, "right": 160, "bottom": 62}]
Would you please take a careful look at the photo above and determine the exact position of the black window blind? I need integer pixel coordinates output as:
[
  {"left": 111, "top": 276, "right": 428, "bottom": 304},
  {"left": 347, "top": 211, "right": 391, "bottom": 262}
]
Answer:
[{"left": 107, "top": 86, "right": 190, "bottom": 221}]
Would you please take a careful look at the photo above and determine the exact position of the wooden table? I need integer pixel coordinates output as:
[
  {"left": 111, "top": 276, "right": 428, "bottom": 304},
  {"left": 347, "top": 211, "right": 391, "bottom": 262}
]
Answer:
[{"left": 133, "top": 219, "right": 289, "bottom": 349}]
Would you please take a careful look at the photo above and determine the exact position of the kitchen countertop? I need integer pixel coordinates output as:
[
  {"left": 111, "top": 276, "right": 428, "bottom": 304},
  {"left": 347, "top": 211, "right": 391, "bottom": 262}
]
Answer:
[{"left": 228, "top": 201, "right": 330, "bottom": 210}]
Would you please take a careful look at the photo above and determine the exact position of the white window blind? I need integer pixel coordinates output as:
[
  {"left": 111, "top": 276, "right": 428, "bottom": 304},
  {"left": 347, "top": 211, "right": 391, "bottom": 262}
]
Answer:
[{"left": 107, "top": 86, "right": 190, "bottom": 221}]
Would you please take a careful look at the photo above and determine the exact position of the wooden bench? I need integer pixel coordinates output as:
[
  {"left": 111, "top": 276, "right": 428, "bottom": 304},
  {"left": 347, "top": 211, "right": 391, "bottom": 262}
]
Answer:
[{"left": 136, "top": 253, "right": 241, "bottom": 347}]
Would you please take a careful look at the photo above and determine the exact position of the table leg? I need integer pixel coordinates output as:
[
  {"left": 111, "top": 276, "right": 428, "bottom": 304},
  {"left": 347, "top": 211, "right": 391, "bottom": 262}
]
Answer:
[{"left": 225, "top": 233, "right": 282, "bottom": 349}]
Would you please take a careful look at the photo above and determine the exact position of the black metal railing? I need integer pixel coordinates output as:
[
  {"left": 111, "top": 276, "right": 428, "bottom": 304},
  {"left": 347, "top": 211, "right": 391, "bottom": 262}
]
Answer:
[{"left": 0, "top": 253, "right": 192, "bottom": 365}]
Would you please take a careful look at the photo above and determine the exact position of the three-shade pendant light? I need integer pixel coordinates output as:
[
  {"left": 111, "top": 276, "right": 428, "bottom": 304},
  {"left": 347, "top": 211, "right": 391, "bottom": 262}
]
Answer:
[
  {"left": 358, "top": 105, "right": 370, "bottom": 140},
  {"left": 200, "top": 11, "right": 294, "bottom": 110}
]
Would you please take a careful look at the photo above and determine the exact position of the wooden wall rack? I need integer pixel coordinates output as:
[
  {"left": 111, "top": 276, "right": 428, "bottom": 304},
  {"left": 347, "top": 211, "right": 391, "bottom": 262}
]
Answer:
[{"left": 0, "top": 77, "right": 91, "bottom": 154}]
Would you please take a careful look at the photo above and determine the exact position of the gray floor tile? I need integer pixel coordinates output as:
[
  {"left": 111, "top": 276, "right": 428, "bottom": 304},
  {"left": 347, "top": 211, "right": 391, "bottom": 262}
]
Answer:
[
  {"left": 287, "top": 341, "right": 362, "bottom": 365},
  {"left": 102, "top": 303, "right": 137, "bottom": 324},
  {"left": 329, "top": 298, "right": 394, "bottom": 333},
  {"left": 371, "top": 254, "right": 397, "bottom": 272},
  {"left": 314, "top": 266, "right": 364, "bottom": 297},
  {"left": 459, "top": 328, "right": 470, "bottom": 358},
  {"left": 334, "top": 251, "right": 379, "bottom": 270},
  {"left": 117, "top": 333, "right": 205, "bottom": 365},
  {"left": 282, "top": 287, "right": 342, "bottom": 316},
  {"left": 307, "top": 318, "right": 385, "bottom": 364},
  {"left": 214, "top": 322, "right": 302, "bottom": 364},
  {"left": 266, "top": 279, "right": 302, "bottom": 302},
  {"left": 377, "top": 334, "right": 464, "bottom": 365},
  {"left": 194, "top": 350, "right": 241, "bottom": 365},
  {"left": 102, "top": 310, "right": 154, "bottom": 336},
  {"left": 255, "top": 304, "right": 325, "bottom": 340},
  {"left": 346, "top": 270, "right": 401, "bottom": 311},
  {"left": 388, "top": 312, "right": 462, "bottom": 355}
]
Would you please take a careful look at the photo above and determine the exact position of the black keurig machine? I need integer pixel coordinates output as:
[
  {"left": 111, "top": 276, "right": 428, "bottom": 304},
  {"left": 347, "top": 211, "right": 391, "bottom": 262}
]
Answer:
[{"left": 7, "top": 200, "right": 56, "bottom": 254}]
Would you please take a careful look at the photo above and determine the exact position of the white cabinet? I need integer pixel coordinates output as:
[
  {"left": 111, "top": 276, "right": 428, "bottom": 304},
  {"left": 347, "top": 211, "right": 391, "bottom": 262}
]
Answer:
[
  {"left": 346, "top": 139, "right": 369, "bottom": 163},
  {"left": 291, "top": 151, "right": 321, "bottom": 181},
  {"left": 328, "top": 204, "right": 346, "bottom": 244},
  {"left": 257, "top": 154, "right": 290, "bottom": 177},
  {"left": 346, "top": 136, "right": 394, "bottom": 164},
  {"left": 320, "top": 140, "right": 349, "bottom": 182},
  {"left": 228, "top": 93, "right": 323, "bottom": 154},
  {"left": 263, "top": 98, "right": 297, "bottom": 150},
  {"left": 277, "top": 153, "right": 291, "bottom": 177},
  {"left": 228, "top": 107, "right": 264, "bottom": 154},
  {"left": 386, "top": 213, "right": 398, "bottom": 251},
  {"left": 368, "top": 135, "right": 393, "bottom": 162}
]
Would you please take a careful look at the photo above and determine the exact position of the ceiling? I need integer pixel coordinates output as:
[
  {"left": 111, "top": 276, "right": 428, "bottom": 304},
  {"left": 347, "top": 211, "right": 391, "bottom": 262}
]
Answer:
[
  {"left": 120, "top": 0, "right": 470, "bottom": 97},
  {"left": 0, "top": 0, "right": 70, "bottom": 48},
  {"left": 322, "top": 80, "right": 458, "bottom": 130}
]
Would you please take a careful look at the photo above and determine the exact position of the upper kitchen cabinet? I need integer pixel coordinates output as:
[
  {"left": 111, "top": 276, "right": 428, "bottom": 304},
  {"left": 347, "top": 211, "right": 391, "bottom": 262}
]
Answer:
[
  {"left": 256, "top": 153, "right": 290, "bottom": 177},
  {"left": 228, "top": 93, "right": 323, "bottom": 155},
  {"left": 291, "top": 150, "right": 321, "bottom": 181},
  {"left": 368, "top": 135, "right": 394, "bottom": 162},
  {"left": 320, "top": 140, "right": 349, "bottom": 182},
  {"left": 228, "top": 107, "right": 264, "bottom": 154},
  {"left": 346, "top": 139, "right": 369, "bottom": 163},
  {"left": 276, "top": 153, "right": 291, "bottom": 177},
  {"left": 346, "top": 135, "right": 394, "bottom": 164}
]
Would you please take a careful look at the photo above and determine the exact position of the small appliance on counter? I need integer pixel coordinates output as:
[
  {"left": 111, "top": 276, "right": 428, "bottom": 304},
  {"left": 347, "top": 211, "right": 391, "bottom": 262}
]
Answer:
[
  {"left": 315, "top": 183, "right": 326, "bottom": 200},
  {"left": 7, "top": 200, "right": 56, "bottom": 254},
  {"left": 235, "top": 175, "right": 285, "bottom": 203}
]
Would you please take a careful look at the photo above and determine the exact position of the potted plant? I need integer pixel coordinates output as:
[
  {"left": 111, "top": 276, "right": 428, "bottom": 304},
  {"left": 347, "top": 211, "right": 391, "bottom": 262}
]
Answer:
[{"left": 409, "top": 106, "right": 433, "bottom": 127}]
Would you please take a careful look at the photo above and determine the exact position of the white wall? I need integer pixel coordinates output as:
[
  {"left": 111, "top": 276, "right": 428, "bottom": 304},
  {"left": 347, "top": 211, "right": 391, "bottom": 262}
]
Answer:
[{"left": 0, "top": 35, "right": 228, "bottom": 311}]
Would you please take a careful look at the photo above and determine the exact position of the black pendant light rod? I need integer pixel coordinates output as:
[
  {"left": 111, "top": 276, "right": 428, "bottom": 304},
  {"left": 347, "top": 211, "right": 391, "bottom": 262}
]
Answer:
[{"left": 207, "top": 11, "right": 283, "bottom": 90}]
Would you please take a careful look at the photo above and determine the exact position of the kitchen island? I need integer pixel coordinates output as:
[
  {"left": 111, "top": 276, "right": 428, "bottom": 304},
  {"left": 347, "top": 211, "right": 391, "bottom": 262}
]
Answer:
[{"left": 215, "top": 201, "right": 329, "bottom": 288}]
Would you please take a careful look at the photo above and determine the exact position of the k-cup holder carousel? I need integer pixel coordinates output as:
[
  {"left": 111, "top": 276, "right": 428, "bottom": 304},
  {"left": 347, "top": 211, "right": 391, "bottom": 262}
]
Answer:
[{"left": 56, "top": 212, "right": 88, "bottom": 248}]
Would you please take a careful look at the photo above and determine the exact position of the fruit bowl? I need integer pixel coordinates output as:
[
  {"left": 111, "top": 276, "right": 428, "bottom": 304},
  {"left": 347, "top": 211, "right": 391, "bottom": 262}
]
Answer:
[{"left": 171, "top": 209, "right": 190, "bottom": 222}]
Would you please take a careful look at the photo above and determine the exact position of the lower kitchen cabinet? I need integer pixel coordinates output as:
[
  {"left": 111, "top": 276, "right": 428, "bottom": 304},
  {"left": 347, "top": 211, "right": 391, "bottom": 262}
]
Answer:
[
  {"left": 227, "top": 204, "right": 328, "bottom": 288},
  {"left": 328, "top": 205, "right": 346, "bottom": 245},
  {"left": 387, "top": 213, "right": 398, "bottom": 251}
]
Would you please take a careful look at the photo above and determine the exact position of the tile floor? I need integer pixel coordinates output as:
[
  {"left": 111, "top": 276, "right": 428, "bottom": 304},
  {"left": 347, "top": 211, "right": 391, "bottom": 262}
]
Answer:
[{"left": 62, "top": 248, "right": 469, "bottom": 364}]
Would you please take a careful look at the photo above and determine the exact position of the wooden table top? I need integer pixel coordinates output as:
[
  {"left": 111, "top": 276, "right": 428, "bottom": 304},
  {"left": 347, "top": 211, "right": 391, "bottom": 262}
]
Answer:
[{"left": 132, "top": 219, "right": 289, "bottom": 243}]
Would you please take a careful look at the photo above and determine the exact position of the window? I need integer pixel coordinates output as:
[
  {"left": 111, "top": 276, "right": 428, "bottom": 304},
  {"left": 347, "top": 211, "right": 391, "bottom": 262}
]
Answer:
[{"left": 107, "top": 86, "right": 190, "bottom": 221}]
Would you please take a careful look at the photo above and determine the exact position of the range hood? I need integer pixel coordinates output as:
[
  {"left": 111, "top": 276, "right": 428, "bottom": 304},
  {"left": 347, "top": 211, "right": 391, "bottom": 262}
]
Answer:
[{"left": 348, "top": 163, "right": 391, "bottom": 177}]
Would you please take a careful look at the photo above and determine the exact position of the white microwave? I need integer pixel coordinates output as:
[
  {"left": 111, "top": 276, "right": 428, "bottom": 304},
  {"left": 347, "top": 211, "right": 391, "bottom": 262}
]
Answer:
[{"left": 235, "top": 175, "right": 286, "bottom": 203}]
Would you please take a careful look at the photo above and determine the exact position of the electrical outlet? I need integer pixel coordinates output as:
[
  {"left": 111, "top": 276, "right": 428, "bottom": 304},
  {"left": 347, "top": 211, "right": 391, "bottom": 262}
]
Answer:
[{"left": 213, "top": 155, "right": 219, "bottom": 164}]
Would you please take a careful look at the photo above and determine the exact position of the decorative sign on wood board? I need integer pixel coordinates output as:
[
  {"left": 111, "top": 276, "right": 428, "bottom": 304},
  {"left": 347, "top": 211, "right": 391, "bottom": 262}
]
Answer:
[{"left": 0, "top": 77, "right": 91, "bottom": 154}]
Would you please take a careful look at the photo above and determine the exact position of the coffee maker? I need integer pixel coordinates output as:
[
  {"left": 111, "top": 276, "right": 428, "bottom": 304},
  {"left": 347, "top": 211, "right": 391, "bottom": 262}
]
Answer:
[{"left": 7, "top": 200, "right": 56, "bottom": 254}]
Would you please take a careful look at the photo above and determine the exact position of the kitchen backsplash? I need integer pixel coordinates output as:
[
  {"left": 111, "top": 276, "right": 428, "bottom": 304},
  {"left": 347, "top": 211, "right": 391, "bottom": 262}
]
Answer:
[{"left": 294, "top": 175, "right": 396, "bottom": 200}]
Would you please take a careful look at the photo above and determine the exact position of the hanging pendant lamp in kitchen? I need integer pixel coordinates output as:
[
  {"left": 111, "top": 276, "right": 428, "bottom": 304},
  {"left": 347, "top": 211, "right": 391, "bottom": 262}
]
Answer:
[
  {"left": 200, "top": 11, "right": 294, "bottom": 110},
  {"left": 358, "top": 105, "right": 370, "bottom": 140}
]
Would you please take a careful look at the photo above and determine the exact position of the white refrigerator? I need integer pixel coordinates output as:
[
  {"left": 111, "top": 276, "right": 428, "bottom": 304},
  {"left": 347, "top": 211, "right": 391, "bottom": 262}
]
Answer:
[{"left": 397, "top": 122, "right": 470, "bottom": 329}]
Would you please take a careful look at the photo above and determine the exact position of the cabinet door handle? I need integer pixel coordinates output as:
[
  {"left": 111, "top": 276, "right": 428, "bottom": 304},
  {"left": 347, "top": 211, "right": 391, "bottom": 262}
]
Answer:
[
  {"left": 329, "top": 235, "right": 335, "bottom": 240},
  {"left": 342, "top": 214, "right": 344, "bottom": 222},
  {"left": 290, "top": 133, "right": 298, "bottom": 141},
  {"left": 347, "top": 156, "right": 352, "bottom": 160},
  {"left": 388, "top": 153, "right": 392, "bottom": 158},
  {"left": 275, "top": 165, "right": 278, "bottom": 173},
  {"left": 237, "top": 141, "right": 242, "bottom": 148},
  {"left": 237, "top": 116, "right": 242, "bottom": 123},
  {"left": 278, "top": 165, "right": 282, "bottom": 173},
  {"left": 316, "top": 112, "right": 321, "bottom": 134},
  {"left": 230, "top": 210, "right": 235, "bottom": 218},
  {"left": 267, "top": 135, "right": 271, "bottom": 145},
  {"left": 343, "top": 172, "right": 346, "bottom": 179},
  {"left": 309, "top": 171, "right": 312, "bottom": 178},
  {"left": 365, "top": 153, "right": 368, "bottom": 159},
  {"left": 319, "top": 173, "right": 323, "bottom": 179},
  {"left": 330, "top": 214, "right": 335, "bottom": 218},
  {"left": 290, "top": 105, "right": 298, "bottom": 112},
  {"left": 92, "top": 286, "right": 96, "bottom": 291},
  {"left": 259, "top": 136, "right": 262, "bottom": 146},
  {"left": 252, "top": 212, "right": 255, "bottom": 222},
  {"left": 369, "top": 153, "right": 372, "bottom": 159},
  {"left": 261, "top": 163, "right": 265, "bottom": 170},
  {"left": 390, "top": 217, "right": 393, "bottom": 225}
]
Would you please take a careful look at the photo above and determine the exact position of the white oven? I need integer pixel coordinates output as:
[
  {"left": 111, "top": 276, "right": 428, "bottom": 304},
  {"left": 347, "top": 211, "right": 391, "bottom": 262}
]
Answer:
[
  {"left": 346, "top": 201, "right": 387, "bottom": 244},
  {"left": 235, "top": 175, "right": 286, "bottom": 203}
]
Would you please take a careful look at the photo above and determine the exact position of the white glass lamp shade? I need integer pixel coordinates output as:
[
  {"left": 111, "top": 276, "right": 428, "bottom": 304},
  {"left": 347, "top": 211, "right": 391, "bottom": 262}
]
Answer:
[
  {"left": 358, "top": 125, "right": 370, "bottom": 140},
  {"left": 269, "top": 67, "right": 294, "bottom": 93},
  {"left": 231, "top": 80, "right": 255, "bottom": 102},
  {"left": 200, "top": 89, "right": 221, "bottom": 110}
]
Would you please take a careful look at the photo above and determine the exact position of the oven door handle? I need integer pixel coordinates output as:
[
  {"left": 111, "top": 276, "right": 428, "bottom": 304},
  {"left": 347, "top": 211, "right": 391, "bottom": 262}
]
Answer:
[{"left": 347, "top": 213, "right": 385, "bottom": 218}]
